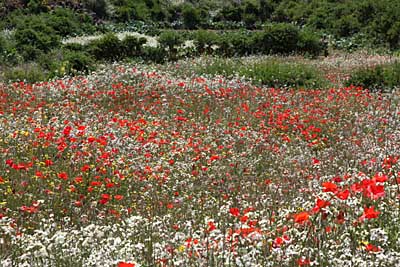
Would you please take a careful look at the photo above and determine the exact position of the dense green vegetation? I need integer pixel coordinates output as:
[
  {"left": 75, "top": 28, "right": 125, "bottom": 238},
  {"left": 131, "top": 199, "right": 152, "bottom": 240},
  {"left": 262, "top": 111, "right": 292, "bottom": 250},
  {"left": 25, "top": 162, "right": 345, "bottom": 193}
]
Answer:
[
  {"left": 0, "top": 0, "right": 400, "bottom": 86},
  {"left": 2, "top": 0, "right": 400, "bottom": 44},
  {"left": 346, "top": 62, "right": 400, "bottom": 92},
  {"left": 196, "top": 57, "right": 329, "bottom": 89}
]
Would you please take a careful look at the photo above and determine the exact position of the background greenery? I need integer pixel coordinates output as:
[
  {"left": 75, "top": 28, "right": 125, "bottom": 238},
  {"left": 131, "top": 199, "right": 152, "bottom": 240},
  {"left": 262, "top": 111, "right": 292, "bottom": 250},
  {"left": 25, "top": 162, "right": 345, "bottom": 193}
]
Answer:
[{"left": 1, "top": 0, "right": 400, "bottom": 87}]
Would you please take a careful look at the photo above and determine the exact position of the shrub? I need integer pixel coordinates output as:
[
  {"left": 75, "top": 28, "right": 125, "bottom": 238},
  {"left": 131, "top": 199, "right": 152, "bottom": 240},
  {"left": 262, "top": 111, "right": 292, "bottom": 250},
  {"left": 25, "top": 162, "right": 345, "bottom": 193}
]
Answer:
[
  {"left": 121, "top": 35, "right": 147, "bottom": 57},
  {"left": 26, "top": 0, "right": 48, "bottom": 14},
  {"left": 63, "top": 50, "right": 95, "bottom": 75},
  {"left": 114, "top": 6, "right": 135, "bottom": 22},
  {"left": 3, "top": 63, "right": 47, "bottom": 83},
  {"left": 84, "top": 0, "right": 111, "bottom": 19},
  {"left": 297, "top": 29, "right": 328, "bottom": 57},
  {"left": 37, "top": 50, "right": 62, "bottom": 73},
  {"left": 14, "top": 23, "right": 60, "bottom": 60},
  {"left": 217, "top": 3, "right": 242, "bottom": 22},
  {"left": 192, "top": 30, "right": 219, "bottom": 54},
  {"left": 88, "top": 33, "right": 122, "bottom": 61},
  {"left": 241, "top": 61, "right": 328, "bottom": 88},
  {"left": 0, "top": 35, "right": 21, "bottom": 65},
  {"left": 158, "top": 30, "right": 183, "bottom": 51},
  {"left": 16, "top": 44, "right": 43, "bottom": 61},
  {"left": 62, "top": 43, "right": 86, "bottom": 52},
  {"left": 142, "top": 46, "right": 167, "bottom": 64},
  {"left": 0, "top": 34, "right": 6, "bottom": 55},
  {"left": 223, "top": 31, "right": 253, "bottom": 56},
  {"left": 346, "top": 62, "right": 400, "bottom": 92},
  {"left": 261, "top": 23, "right": 299, "bottom": 54},
  {"left": 158, "top": 30, "right": 183, "bottom": 60},
  {"left": 47, "top": 8, "right": 95, "bottom": 37},
  {"left": 196, "top": 58, "right": 329, "bottom": 89},
  {"left": 182, "top": 4, "right": 201, "bottom": 30}
]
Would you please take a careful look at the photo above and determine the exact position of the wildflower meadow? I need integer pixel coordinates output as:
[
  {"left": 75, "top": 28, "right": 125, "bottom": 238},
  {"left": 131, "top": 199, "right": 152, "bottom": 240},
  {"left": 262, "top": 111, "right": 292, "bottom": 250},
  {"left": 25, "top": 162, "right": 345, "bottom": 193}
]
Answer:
[{"left": 1, "top": 61, "right": 400, "bottom": 266}]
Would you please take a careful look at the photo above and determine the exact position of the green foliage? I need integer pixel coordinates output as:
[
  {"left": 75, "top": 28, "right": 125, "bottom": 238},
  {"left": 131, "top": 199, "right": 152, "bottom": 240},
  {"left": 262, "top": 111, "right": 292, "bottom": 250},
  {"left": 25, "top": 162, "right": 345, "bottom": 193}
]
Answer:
[
  {"left": 196, "top": 58, "right": 329, "bottom": 89},
  {"left": 86, "top": 33, "right": 147, "bottom": 62},
  {"left": 182, "top": 4, "right": 202, "bottom": 30},
  {"left": 3, "top": 63, "right": 47, "bottom": 83},
  {"left": 192, "top": 30, "right": 219, "bottom": 54},
  {"left": 62, "top": 43, "right": 86, "bottom": 52},
  {"left": 142, "top": 46, "right": 167, "bottom": 63},
  {"left": 114, "top": 6, "right": 135, "bottom": 22},
  {"left": 121, "top": 35, "right": 147, "bottom": 57},
  {"left": 88, "top": 33, "right": 122, "bottom": 61},
  {"left": 0, "top": 33, "right": 21, "bottom": 64},
  {"left": 0, "top": 34, "right": 6, "bottom": 55},
  {"left": 217, "top": 3, "right": 242, "bottom": 22},
  {"left": 158, "top": 30, "right": 183, "bottom": 60},
  {"left": 211, "top": 25, "right": 327, "bottom": 57},
  {"left": 26, "top": 0, "right": 48, "bottom": 14},
  {"left": 47, "top": 7, "right": 95, "bottom": 36},
  {"left": 3, "top": 7, "right": 95, "bottom": 63},
  {"left": 346, "top": 62, "right": 400, "bottom": 92},
  {"left": 261, "top": 23, "right": 299, "bottom": 54},
  {"left": 84, "top": 0, "right": 111, "bottom": 19},
  {"left": 63, "top": 50, "right": 95, "bottom": 74},
  {"left": 158, "top": 30, "right": 183, "bottom": 50},
  {"left": 242, "top": 61, "right": 328, "bottom": 88},
  {"left": 14, "top": 24, "right": 60, "bottom": 60},
  {"left": 297, "top": 29, "right": 328, "bottom": 57}
]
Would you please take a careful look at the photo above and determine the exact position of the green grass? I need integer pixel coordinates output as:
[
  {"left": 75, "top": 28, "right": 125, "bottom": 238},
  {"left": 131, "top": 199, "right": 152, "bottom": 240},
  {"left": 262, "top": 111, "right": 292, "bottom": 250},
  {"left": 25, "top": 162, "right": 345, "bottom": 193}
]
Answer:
[
  {"left": 196, "top": 57, "right": 330, "bottom": 89},
  {"left": 346, "top": 61, "right": 400, "bottom": 92}
]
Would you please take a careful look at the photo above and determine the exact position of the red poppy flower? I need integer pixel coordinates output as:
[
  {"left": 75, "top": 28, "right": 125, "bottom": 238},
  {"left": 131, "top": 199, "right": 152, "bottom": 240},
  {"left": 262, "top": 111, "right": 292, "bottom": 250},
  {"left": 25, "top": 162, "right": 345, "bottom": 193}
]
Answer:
[
  {"left": 373, "top": 173, "right": 388, "bottom": 183},
  {"left": 297, "top": 257, "right": 311, "bottom": 266},
  {"left": 336, "top": 189, "right": 350, "bottom": 200},
  {"left": 57, "top": 172, "right": 68, "bottom": 181},
  {"left": 312, "top": 198, "right": 330, "bottom": 213},
  {"left": 365, "top": 243, "right": 381, "bottom": 252},
  {"left": 274, "top": 236, "right": 283, "bottom": 247},
  {"left": 294, "top": 211, "right": 309, "bottom": 224},
  {"left": 359, "top": 206, "right": 380, "bottom": 221},
  {"left": 208, "top": 221, "right": 216, "bottom": 232},
  {"left": 229, "top": 207, "right": 240, "bottom": 217},
  {"left": 322, "top": 182, "right": 338, "bottom": 193},
  {"left": 117, "top": 262, "right": 135, "bottom": 267},
  {"left": 240, "top": 215, "right": 249, "bottom": 223}
]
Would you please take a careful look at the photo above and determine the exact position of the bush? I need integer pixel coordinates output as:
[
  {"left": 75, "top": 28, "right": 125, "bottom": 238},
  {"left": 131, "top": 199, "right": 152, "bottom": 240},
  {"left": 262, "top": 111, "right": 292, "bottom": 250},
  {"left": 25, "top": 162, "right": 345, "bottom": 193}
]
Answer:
[
  {"left": 160, "top": 26, "right": 327, "bottom": 59},
  {"left": 297, "top": 29, "right": 328, "bottom": 57},
  {"left": 158, "top": 30, "right": 183, "bottom": 50},
  {"left": 346, "top": 62, "right": 400, "bottom": 92},
  {"left": 196, "top": 58, "right": 329, "bottom": 89},
  {"left": 261, "top": 23, "right": 299, "bottom": 54},
  {"left": 62, "top": 43, "right": 86, "bottom": 52},
  {"left": 3, "top": 63, "right": 47, "bottom": 83},
  {"left": 88, "top": 33, "right": 122, "bottom": 61},
  {"left": 242, "top": 61, "right": 328, "bottom": 88},
  {"left": 158, "top": 30, "right": 183, "bottom": 60},
  {"left": 222, "top": 31, "right": 253, "bottom": 56},
  {"left": 192, "top": 30, "right": 219, "bottom": 54},
  {"left": 14, "top": 23, "right": 60, "bottom": 60},
  {"left": 0, "top": 34, "right": 6, "bottom": 55},
  {"left": 114, "top": 6, "right": 134, "bottom": 22},
  {"left": 142, "top": 46, "right": 167, "bottom": 64},
  {"left": 0, "top": 34, "right": 21, "bottom": 65},
  {"left": 182, "top": 4, "right": 201, "bottom": 30},
  {"left": 47, "top": 8, "right": 95, "bottom": 37},
  {"left": 121, "top": 35, "right": 147, "bottom": 57},
  {"left": 84, "top": 0, "right": 111, "bottom": 19},
  {"left": 63, "top": 50, "right": 95, "bottom": 75}
]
